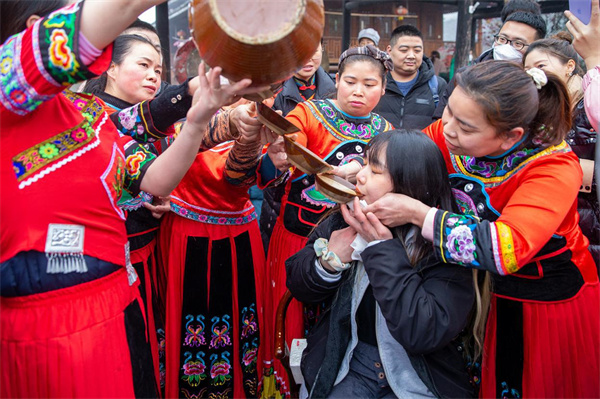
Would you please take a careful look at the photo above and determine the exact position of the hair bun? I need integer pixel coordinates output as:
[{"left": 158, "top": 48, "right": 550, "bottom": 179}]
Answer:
[{"left": 552, "top": 31, "right": 573, "bottom": 44}]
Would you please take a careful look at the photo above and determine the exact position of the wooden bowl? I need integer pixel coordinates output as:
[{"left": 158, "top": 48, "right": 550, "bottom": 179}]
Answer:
[
  {"left": 315, "top": 173, "right": 361, "bottom": 204},
  {"left": 256, "top": 102, "right": 300, "bottom": 136},
  {"left": 189, "top": 0, "right": 325, "bottom": 87},
  {"left": 283, "top": 135, "right": 332, "bottom": 176}
]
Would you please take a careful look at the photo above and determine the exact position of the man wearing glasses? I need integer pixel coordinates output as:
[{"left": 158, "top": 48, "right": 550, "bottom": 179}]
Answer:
[{"left": 432, "top": 3, "right": 546, "bottom": 119}]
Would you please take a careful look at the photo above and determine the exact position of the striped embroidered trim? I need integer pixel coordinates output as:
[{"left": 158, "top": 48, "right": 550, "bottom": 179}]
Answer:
[
  {"left": 0, "top": 33, "right": 50, "bottom": 115},
  {"left": 119, "top": 191, "right": 153, "bottom": 211},
  {"left": 495, "top": 221, "right": 519, "bottom": 275},
  {"left": 171, "top": 195, "right": 255, "bottom": 215},
  {"left": 171, "top": 202, "right": 257, "bottom": 225},
  {"left": 438, "top": 211, "right": 450, "bottom": 263},
  {"left": 451, "top": 142, "right": 571, "bottom": 187},
  {"left": 18, "top": 111, "right": 107, "bottom": 189},
  {"left": 490, "top": 223, "right": 506, "bottom": 275}
]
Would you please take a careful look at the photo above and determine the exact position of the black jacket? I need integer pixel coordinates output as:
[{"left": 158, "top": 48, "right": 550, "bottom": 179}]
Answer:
[
  {"left": 273, "top": 67, "right": 336, "bottom": 117},
  {"left": 286, "top": 213, "right": 476, "bottom": 398},
  {"left": 432, "top": 49, "right": 493, "bottom": 120},
  {"left": 374, "top": 56, "right": 447, "bottom": 130}
]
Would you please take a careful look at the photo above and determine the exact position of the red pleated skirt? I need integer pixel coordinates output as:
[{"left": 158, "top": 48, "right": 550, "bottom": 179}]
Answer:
[
  {"left": 1, "top": 269, "right": 142, "bottom": 398},
  {"left": 261, "top": 219, "right": 311, "bottom": 399},
  {"left": 157, "top": 213, "right": 267, "bottom": 399},
  {"left": 480, "top": 282, "right": 600, "bottom": 398}
]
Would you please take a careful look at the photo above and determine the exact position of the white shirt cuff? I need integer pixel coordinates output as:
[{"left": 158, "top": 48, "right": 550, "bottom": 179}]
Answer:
[
  {"left": 421, "top": 208, "right": 438, "bottom": 242},
  {"left": 314, "top": 259, "right": 342, "bottom": 282}
]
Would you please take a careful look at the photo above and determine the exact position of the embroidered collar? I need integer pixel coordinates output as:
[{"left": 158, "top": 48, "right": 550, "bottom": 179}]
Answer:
[
  {"left": 451, "top": 135, "right": 571, "bottom": 186},
  {"left": 305, "top": 99, "right": 391, "bottom": 141}
]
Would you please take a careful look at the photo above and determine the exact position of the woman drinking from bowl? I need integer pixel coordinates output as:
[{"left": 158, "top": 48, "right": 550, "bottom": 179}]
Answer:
[{"left": 259, "top": 45, "right": 393, "bottom": 397}]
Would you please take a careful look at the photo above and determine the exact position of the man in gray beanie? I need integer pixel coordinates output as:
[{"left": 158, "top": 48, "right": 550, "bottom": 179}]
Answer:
[{"left": 358, "top": 28, "right": 380, "bottom": 47}]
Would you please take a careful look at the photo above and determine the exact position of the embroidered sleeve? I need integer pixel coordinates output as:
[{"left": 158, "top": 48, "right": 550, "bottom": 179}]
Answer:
[
  {"left": 110, "top": 81, "right": 193, "bottom": 143},
  {"left": 199, "top": 108, "right": 239, "bottom": 151},
  {"left": 432, "top": 211, "right": 512, "bottom": 275},
  {"left": 120, "top": 138, "right": 157, "bottom": 201},
  {"left": 0, "top": 1, "right": 112, "bottom": 115},
  {"left": 159, "top": 109, "right": 238, "bottom": 152},
  {"left": 224, "top": 139, "right": 263, "bottom": 186}
]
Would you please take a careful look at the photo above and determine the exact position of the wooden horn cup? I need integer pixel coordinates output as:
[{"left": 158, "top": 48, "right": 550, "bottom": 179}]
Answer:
[{"left": 189, "top": 0, "right": 325, "bottom": 87}]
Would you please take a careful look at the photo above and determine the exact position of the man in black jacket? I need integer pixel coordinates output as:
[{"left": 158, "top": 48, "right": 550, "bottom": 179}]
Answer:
[{"left": 374, "top": 25, "right": 447, "bottom": 130}]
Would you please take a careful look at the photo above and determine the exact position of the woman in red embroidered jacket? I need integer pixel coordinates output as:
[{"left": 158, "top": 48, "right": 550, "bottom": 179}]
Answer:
[
  {"left": 157, "top": 100, "right": 273, "bottom": 399},
  {"left": 0, "top": 1, "right": 260, "bottom": 397},
  {"left": 348, "top": 61, "right": 599, "bottom": 398}
]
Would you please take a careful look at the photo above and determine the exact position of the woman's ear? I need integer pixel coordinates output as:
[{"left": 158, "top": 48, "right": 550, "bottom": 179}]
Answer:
[
  {"left": 335, "top": 72, "right": 339, "bottom": 90},
  {"left": 500, "top": 127, "right": 525, "bottom": 151},
  {"left": 106, "top": 62, "right": 117, "bottom": 81},
  {"left": 26, "top": 15, "right": 41, "bottom": 29},
  {"left": 566, "top": 58, "right": 576, "bottom": 76}
]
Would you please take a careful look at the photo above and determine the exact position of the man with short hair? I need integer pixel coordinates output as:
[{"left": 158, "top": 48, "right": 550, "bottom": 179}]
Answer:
[
  {"left": 433, "top": 5, "right": 547, "bottom": 119},
  {"left": 374, "top": 25, "right": 447, "bottom": 129}
]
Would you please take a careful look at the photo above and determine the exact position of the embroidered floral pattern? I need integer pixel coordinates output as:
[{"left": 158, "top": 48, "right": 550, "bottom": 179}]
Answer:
[
  {"left": 210, "top": 316, "right": 232, "bottom": 349},
  {"left": 240, "top": 305, "right": 258, "bottom": 338},
  {"left": 12, "top": 93, "right": 102, "bottom": 185},
  {"left": 209, "top": 352, "right": 232, "bottom": 386},
  {"left": 120, "top": 139, "right": 156, "bottom": 200},
  {"left": 125, "top": 149, "right": 147, "bottom": 179},
  {"left": 157, "top": 328, "right": 166, "bottom": 390},
  {"left": 183, "top": 315, "right": 206, "bottom": 347},
  {"left": 118, "top": 106, "right": 138, "bottom": 130},
  {"left": 440, "top": 214, "right": 481, "bottom": 267},
  {"left": 452, "top": 188, "right": 479, "bottom": 216},
  {"left": 241, "top": 340, "right": 258, "bottom": 372},
  {"left": 41, "top": 3, "right": 88, "bottom": 85},
  {"left": 171, "top": 202, "right": 257, "bottom": 225},
  {"left": 0, "top": 52, "right": 12, "bottom": 76},
  {"left": 181, "top": 352, "right": 208, "bottom": 387},
  {"left": 306, "top": 99, "right": 391, "bottom": 142},
  {"left": 48, "top": 29, "right": 77, "bottom": 72}
]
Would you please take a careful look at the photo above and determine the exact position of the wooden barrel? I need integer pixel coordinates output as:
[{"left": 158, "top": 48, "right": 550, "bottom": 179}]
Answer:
[{"left": 189, "top": 0, "right": 325, "bottom": 86}]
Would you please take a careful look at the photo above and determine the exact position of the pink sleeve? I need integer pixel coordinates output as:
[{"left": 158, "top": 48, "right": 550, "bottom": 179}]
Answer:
[
  {"left": 582, "top": 65, "right": 600, "bottom": 133},
  {"left": 79, "top": 32, "right": 103, "bottom": 66}
]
